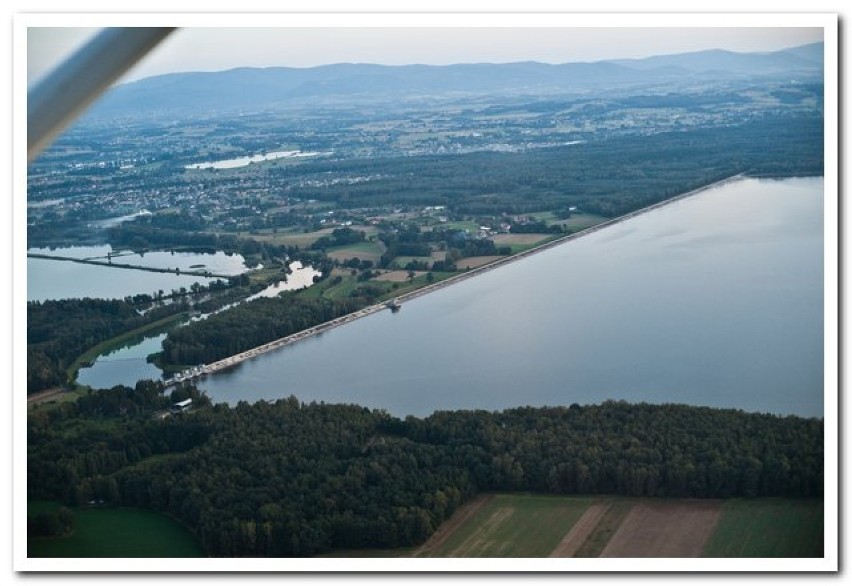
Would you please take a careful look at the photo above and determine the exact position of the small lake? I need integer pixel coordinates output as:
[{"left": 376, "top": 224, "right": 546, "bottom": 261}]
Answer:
[
  {"left": 76, "top": 333, "right": 167, "bottom": 390},
  {"left": 75, "top": 261, "right": 320, "bottom": 390},
  {"left": 199, "top": 177, "right": 825, "bottom": 418},
  {"left": 27, "top": 246, "right": 253, "bottom": 302},
  {"left": 184, "top": 150, "right": 324, "bottom": 170}
]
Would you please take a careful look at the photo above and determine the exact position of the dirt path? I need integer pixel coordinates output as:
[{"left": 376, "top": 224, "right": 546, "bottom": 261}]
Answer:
[
  {"left": 412, "top": 494, "right": 494, "bottom": 557},
  {"left": 548, "top": 502, "right": 610, "bottom": 557},
  {"left": 27, "top": 387, "right": 68, "bottom": 407},
  {"left": 600, "top": 500, "right": 723, "bottom": 557}
]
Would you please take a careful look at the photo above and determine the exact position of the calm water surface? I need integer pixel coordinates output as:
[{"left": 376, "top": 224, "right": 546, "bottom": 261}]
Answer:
[
  {"left": 27, "top": 246, "right": 253, "bottom": 302},
  {"left": 184, "top": 150, "right": 323, "bottom": 170},
  {"left": 199, "top": 177, "right": 824, "bottom": 418},
  {"left": 75, "top": 262, "right": 320, "bottom": 389}
]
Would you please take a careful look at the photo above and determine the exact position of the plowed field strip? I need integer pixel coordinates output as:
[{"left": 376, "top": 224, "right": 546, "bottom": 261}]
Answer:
[
  {"left": 548, "top": 502, "right": 611, "bottom": 557},
  {"left": 411, "top": 494, "right": 494, "bottom": 557},
  {"left": 572, "top": 499, "right": 635, "bottom": 558},
  {"left": 600, "top": 500, "right": 722, "bottom": 557}
]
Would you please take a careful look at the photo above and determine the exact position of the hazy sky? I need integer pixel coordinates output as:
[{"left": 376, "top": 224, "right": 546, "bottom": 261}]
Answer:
[{"left": 28, "top": 25, "right": 823, "bottom": 87}]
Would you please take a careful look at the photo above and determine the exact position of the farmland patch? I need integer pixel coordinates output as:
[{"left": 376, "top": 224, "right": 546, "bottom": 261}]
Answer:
[{"left": 600, "top": 500, "right": 722, "bottom": 557}]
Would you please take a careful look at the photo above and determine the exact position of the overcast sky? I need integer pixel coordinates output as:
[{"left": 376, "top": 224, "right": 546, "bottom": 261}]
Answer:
[{"left": 27, "top": 25, "right": 823, "bottom": 87}]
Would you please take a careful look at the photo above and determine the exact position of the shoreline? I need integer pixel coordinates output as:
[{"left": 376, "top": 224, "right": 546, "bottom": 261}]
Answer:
[
  {"left": 26, "top": 253, "right": 235, "bottom": 280},
  {"left": 172, "top": 174, "right": 745, "bottom": 385}
]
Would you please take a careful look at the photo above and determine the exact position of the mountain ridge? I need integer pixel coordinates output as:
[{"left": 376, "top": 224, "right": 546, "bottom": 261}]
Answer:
[{"left": 88, "top": 42, "right": 824, "bottom": 118}]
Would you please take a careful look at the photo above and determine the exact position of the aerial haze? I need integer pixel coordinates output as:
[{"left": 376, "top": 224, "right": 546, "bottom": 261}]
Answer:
[{"left": 27, "top": 26, "right": 823, "bottom": 86}]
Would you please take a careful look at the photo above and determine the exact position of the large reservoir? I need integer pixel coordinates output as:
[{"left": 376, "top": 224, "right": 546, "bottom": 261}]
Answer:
[{"left": 200, "top": 177, "right": 820, "bottom": 418}]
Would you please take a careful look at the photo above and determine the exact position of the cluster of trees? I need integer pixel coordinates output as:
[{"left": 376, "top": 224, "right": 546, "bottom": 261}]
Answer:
[
  {"left": 311, "top": 227, "right": 366, "bottom": 251},
  {"left": 28, "top": 382, "right": 212, "bottom": 506},
  {"left": 28, "top": 392, "right": 823, "bottom": 557},
  {"left": 28, "top": 507, "right": 75, "bottom": 539},
  {"left": 510, "top": 220, "right": 561, "bottom": 234},
  {"left": 26, "top": 298, "right": 189, "bottom": 393},
  {"left": 108, "top": 214, "right": 301, "bottom": 266},
  {"left": 160, "top": 295, "right": 365, "bottom": 366}
]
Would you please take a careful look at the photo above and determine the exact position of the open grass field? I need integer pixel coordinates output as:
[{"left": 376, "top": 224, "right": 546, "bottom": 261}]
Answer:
[
  {"left": 391, "top": 251, "right": 447, "bottom": 269},
  {"left": 702, "top": 499, "right": 824, "bottom": 557},
  {"left": 27, "top": 501, "right": 204, "bottom": 558},
  {"left": 325, "top": 495, "right": 825, "bottom": 559},
  {"left": 243, "top": 225, "right": 381, "bottom": 249},
  {"left": 556, "top": 213, "right": 608, "bottom": 231},
  {"left": 416, "top": 494, "right": 594, "bottom": 557},
  {"left": 239, "top": 227, "right": 336, "bottom": 248},
  {"left": 490, "top": 233, "right": 555, "bottom": 254},
  {"left": 372, "top": 270, "right": 426, "bottom": 283},
  {"left": 325, "top": 240, "right": 387, "bottom": 263},
  {"left": 527, "top": 211, "right": 607, "bottom": 231}
]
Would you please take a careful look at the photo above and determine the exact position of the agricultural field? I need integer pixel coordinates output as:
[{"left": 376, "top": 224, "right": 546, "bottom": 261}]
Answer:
[
  {"left": 555, "top": 213, "right": 608, "bottom": 231},
  {"left": 391, "top": 251, "right": 447, "bottom": 269},
  {"left": 325, "top": 239, "right": 387, "bottom": 264},
  {"left": 413, "top": 494, "right": 593, "bottom": 557},
  {"left": 490, "top": 233, "right": 553, "bottom": 253},
  {"left": 372, "top": 269, "right": 425, "bottom": 283},
  {"left": 331, "top": 494, "right": 824, "bottom": 558},
  {"left": 702, "top": 499, "right": 824, "bottom": 557},
  {"left": 27, "top": 501, "right": 204, "bottom": 558}
]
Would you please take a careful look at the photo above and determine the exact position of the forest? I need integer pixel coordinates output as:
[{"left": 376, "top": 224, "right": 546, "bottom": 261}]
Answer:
[
  {"left": 27, "top": 388, "right": 823, "bottom": 557},
  {"left": 269, "top": 114, "right": 823, "bottom": 216}
]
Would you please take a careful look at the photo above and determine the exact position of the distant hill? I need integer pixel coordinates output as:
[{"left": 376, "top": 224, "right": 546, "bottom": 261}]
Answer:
[
  {"left": 608, "top": 42, "right": 823, "bottom": 75},
  {"left": 86, "top": 42, "right": 824, "bottom": 119}
]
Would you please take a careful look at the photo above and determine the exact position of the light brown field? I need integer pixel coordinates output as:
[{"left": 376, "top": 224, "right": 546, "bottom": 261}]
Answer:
[
  {"left": 372, "top": 270, "right": 426, "bottom": 282},
  {"left": 491, "top": 233, "right": 550, "bottom": 246},
  {"left": 412, "top": 495, "right": 495, "bottom": 558},
  {"left": 599, "top": 500, "right": 722, "bottom": 557},
  {"left": 256, "top": 227, "right": 335, "bottom": 247},
  {"left": 548, "top": 502, "right": 611, "bottom": 558},
  {"left": 456, "top": 256, "right": 504, "bottom": 270},
  {"left": 27, "top": 387, "right": 70, "bottom": 408}
]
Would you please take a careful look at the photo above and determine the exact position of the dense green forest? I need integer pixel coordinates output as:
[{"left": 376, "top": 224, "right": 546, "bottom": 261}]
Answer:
[
  {"left": 26, "top": 299, "right": 190, "bottom": 393},
  {"left": 160, "top": 295, "right": 366, "bottom": 366},
  {"left": 28, "top": 389, "right": 823, "bottom": 556},
  {"left": 269, "top": 114, "right": 823, "bottom": 216}
]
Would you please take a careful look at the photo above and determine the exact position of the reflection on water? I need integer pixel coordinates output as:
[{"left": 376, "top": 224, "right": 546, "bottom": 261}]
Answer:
[
  {"left": 184, "top": 150, "right": 325, "bottom": 170},
  {"left": 199, "top": 177, "right": 824, "bottom": 419},
  {"left": 75, "top": 262, "right": 319, "bottom": 389},
  {"left": 27, "top": 247, "right": 254, "bottom": 302}
]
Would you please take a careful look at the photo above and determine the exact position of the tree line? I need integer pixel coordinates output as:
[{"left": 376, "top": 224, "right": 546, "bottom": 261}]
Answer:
[{"left": 28, "top": 389, "right": 823, "bottom": 557}]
